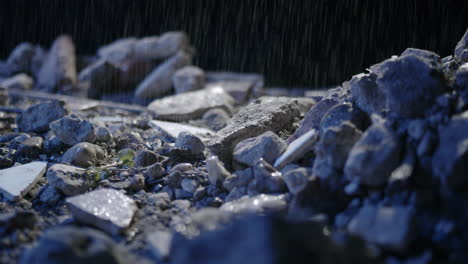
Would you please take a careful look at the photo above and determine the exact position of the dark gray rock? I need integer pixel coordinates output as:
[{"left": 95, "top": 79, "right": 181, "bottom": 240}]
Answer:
[
  {"left": 345, "top": 122, "right": 401, "bottom": 186},
  {"left": 37, "top": 35, "right": 77, "bottom": 93},
  {"left": 348, "top": 204, "right": 416, "bottom": 252},
  {"left": 20, "top": 226, "right": 129, "bottom": 264},
  {"left": 220, "top": 194, "right": 288, "bottom": 215},
  {"left": 46, "top": 163, "right": 95, "bottom": 196},
  {"left": 319, "top": 102, "right": 368, "bottom": 135},
  {"left": 454, "top": 63, "right": 468, "bottom": 104},
  {"left": 251, "top": 159, "right": 287, "bottom": 194},
  {"left": 401, "top": 48, "right": 440, "bottom": 62},
  {"left": 225, "top": 187, "right": 247, "bottom": 202},
  {"left": 78, "top": 58, "right": 120, "bottom": 99},
  {"left": 44, "top": 134, "right": 66, "bottom": 154},
  {"left": 134, "top": 149, "right": 159, "bottom": 167},
  {"left": 233, "top": 131, "right": 287, "bottom": 167},
  {"left": 175, "top": 131, "right": 205, "bottom": 155},
  {"left": 62, "top": 142, "right": 105, "bottom": 168},
  {"left": 0, "top": 86, "right": 7, "bottom": 105},
  {"left": 223, "top": 168, "right": 253, "bottom": 191},
  {"left": 50, "top": 114, "right": 96, "bottom": 145},
  {"left": 144, "top": 163, "right": 166, "bottom": 182},
  {"left": 202, "top": 108, "right": 230, "bottom": 131},
  {"left": 16, "top": 136, "right": 43, "bottom": 159},
  {"left": 432, "top": 111, "right": 468, "bottom": 192},
  {"left": 16, "top": 101, "right": 68, "bottom": 133},
  {"left": 173, "top": 65, "right": 205, "bottom": 94},
  {"left": 134, "top": 31, "right": 190, "bottom": 60},
  {"left": 129, "top": 174, "right": 145, "bottom": 192},
  {"left": 454, "top": 28, "right": 468, "bottom": 60},
  {"left": 39, "top": 185, "right": 62, "bottom": 205},
  {"left": 95, "top": 126, "right": 112, "bottom": 142},
  {"left": 282, "top": 167, "right": 309, "bottom": 195},
  {"left": 97, "top": 37, "right": 136, "bottom": 65}
]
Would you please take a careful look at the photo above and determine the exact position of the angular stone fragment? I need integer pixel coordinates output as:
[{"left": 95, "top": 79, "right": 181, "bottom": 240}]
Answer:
[
  {"left": 46, "top": 163, "right": 94, "bottom": 196},
  {"left": 349, "top": 72, "right": 386, "bottom": 115},
  {"left": 432, "top": 111, "right": 468, "bottom": 192},
  {"left": 134, "top": 149, "right": 159, "bottom": 167},
  {"left": 207, "top": 80, "right": 255, "bottom": 104},
  {"left": 0, "top": 161, "right": 47, "bottom": 201},
  {"left": 274, "top": 130, "right": 318, "bottom": 169},
  {"left": 348, "top": 204, "right": 415, "bottom": 252},
  {"left": 233, "top": 131, "right": 287, "bottom": 167},
  {"left": 202, "top": 108, "right": 230, "bottom": 131},
  {"left": 135, "top": 51, "right": 192, "bottom": 100},
  {"left": 5, "top": 42, "right": 37, "bottom": 74},
  {"left": 173, "top": 65, "right": 205, "bottom": 94},
  {"left": 149, "top": 120, "right": 217, "bottom": 142},
  {"left": 344, "top": 122, "right": 401, "bottom": 186},
  {"left": 16, "top": 100, "right": 68, "bottom": 133},
  {"left": 16, "top": 136, "right": 44, "bottom": 159},
  {"left": 78, "top": 59, "right": 120, "bottom": 99},
  {"left": 0, "top": 86, "right": 7, "bottom": 105},
  {"left": 205, "top": 71, "right": 264, "bottom": 94},
  {"left": 206, "top": 156, "right": 231, "bottom": 186},
  {"left": 135, "top": 32, "right": 189, "bottom": 60},
  {"left": 37, "top": 35, "right": 77, "bottom": 93},
  {"left": 454, "top": 28, "right": 468, "bottom": 59},
  {"left": 66, "top": 188, "right": 137, "bottom": 235},
  {"left": 175, "top": 131, "right": 205, "bottom": 155},
  {"left": 208, "top": 96, "right": 304, "bottom": 164},
  {"left": 0, "top": 73, "right": 33, "bottom": 90},
  {"left": 50, "top": 114, "right": 96, "bottom": 145},
  {"left": 319, "top": 102, "right": 368, "bottom": 135},
  {"left": 220, "top": 194, "right": 288, "bottom": 215},
  {"left": 251, "top": 159, "right": 287, "bottom": 194},
  {"left": 62, "top": 142, "right": 105, "bottom": 168},
  {"left": 454, "top": 63, "right": 468, "bottom": 104},
  {"left": 147, "top": 87, "right": 234, "bottom": 121},
  {"left": 147, "top": 230, "right": 173, "bottom": 262},
  {"left": 282, "top": 167, "right": 309, "bottom": 194}
]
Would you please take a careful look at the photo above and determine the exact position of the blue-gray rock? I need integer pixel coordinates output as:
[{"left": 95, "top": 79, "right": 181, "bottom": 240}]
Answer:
[
  {"left": 282, "top": 167, "right": 309, "bottom": 195},
  {"left": 6, "top": 42, "right": 36, "bottom": 74},
  {"left": 251, "top": 159, "right": 287, "bottom": 194},
  {"left": 16, "top": 101, "right": 68, "bottom": 133},
  {"left": 134, "top": 149, "right": 159, "bottom": 167},
  {"left": 46, "top": 163, "right": 95, "bottom": 196},
  {"left": 220, "top": 194, "right": 288, "bottom": 215},
  {"left": 202, "top": 108, "right": 230, "bottom": 132},
  {"left": 274, "top": 130, "right": 318, "bottom": 169},
  {"left": 61, "top": 142, "right": 105, "bottom": 168},
  {"left": 175, "top": 131, "right": 205, "bottom": 155},
  {"left": 135, "top": 31, "right": 189, "bottom": 60},
  {"left": 454, "top": 28, "right": 468, "bottom": 60},
  {"left": 454, "top": 63, "right": 468, "bottom": 104},
  {"left": 95, "top": 126, "right": 112, "bottom": 142},
  {"left": 146, "top": 230, "right": 173, "bottom": 262},
  {"left": 349, "top": 72, "right": 386, "bottom": 115},
  {"left": 173, "top": 65, "right": 205, "bottom": 94},
  {"left": 0, "top": 161, "right": 47, "bottom": 201},
  {"left": 233, "top": 131, "right": 287, "bottom": 167},
  {"left": 16, "top": 136, "right": 44, "bottom": 159},
  {"left": 50, "top": 114, "right": 96, "bottom": 145},
  {"left": 78, "top": 58, "right": 121, "bottom": 99}
]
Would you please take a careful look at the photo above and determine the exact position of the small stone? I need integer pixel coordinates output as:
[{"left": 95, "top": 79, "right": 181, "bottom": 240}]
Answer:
[
  {"left": 39, "top": 185, "right": 62, "bottom": 205},
  {"left": 169, "top": 163, "right": 193, "bottom": 173},
  {"left": 95, "top": 126, "right": 112, "bottom": 142},
  {"left": 252, "top": 159, "right": 287, "bottom": 194},
  {"left": 348, "top": 204, "right": 415, "bottom": 252},
  {"left": 220, "top": 194, "right": 288, "bottom": 215},
  {"left": 223, "top": 168, "right": 253, "bottom": 191},
  {"left": 233, "top": 131, "right": 287, "bottom": 167},
  {"left": 173, "top": 65, "right": 205, "bottom": 94},
  {"left": 175, "top": 131, "right": 205, "bottom": 155},
  {"left": 144, "top": 163, "right": 165, "bottom": 181},
  {"left": 0, "top": 161, "right": 47, "bottom": 201},
  {"left": 147, "top": 87, "right": 235, "bottom": 121},
  {"left": 134, "top": 149, "right": 159, "bottom": 167},
  {"left": 129, "top": 174, "right": 145, "bottom": 192},
  {"left": 0, "top": 86, "right": 8, "bottom": 105},
  {"left": 46, "top": 163, "right": 94, "bottom": 196},
  {"left": 98, "top": 38, "right": 136, "bottom": 65},
  {"left": 181, "top": 178, "right": 198, "bottom": 193},
  {"left": 148, "top": 120, "right": 217, "bottom": 142},
  {"left": 202, "top": 108, "right": 230, "bottom": 131},
  {"left": 274, "top": 129, "right": 318, "bottom": 169},
  {"left": 454, "top": 28, "right": 468, "bottom": 59},
  {"left": 20, "top": 226, "right": 129, "bottom": 264},
  {"left": 407, "top": 119, "right": 428, "bottom": 141},
  {"left": 16, "top": 101, "right": 68, "bottom": 133},
  {"left": 225, "top": 186, "right": 247, "bottom": 202},
  {"left": 206, "top": 156, "right": 231, "bottom": 186},
  {"left": 135, "top": 51, "right": 192, "bottom": 100},
  {"left": 282, "top": 167, "right": 309, "bottom": 194},
  {"left": 319, "top": 102, "right": 368, "bottom": 135},
  {"left": 66, "top": 188, "right": 138, "bottom": 235},
  {"left": 16, "top": 136, "right": 44, "bottom": 159},
  {"left": 0, "top": 73, "right": 33, "bottom": 90},
  {"left": 349, "top": 72, "right": 386, "bottom": 115},
  {"left": 146, "top": 230, "right": 173, "bottom": 262},
  {"left": 62, "top": 142, "right": 105, "bottom": 168},
  {"left": 50, "top": 114, "right": 96, "bottom": 145},
  {"left": 79, "top": 59, "right": 121, "bottom": 99},
  {"left": 44, "top": 134, "right": 66, "bottom": 154},
  {"left": 175, "top": 188, "right": 192, "bottom": 199},
  {"left": 345, "top": 122, "right": 401, "bottom": 186}
]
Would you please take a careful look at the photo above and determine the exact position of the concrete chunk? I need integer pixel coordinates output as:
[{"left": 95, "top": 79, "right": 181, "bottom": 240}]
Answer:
[{"left": 0, "top": 161, "right": 47, "bottom": 201}]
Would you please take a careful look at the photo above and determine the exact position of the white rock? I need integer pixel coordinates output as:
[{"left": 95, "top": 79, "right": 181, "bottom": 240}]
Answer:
[
  {"left": 206, "top": 156, "right": 231, "bottom": 185},
  {"left": 0, "top": 161, "right": 47, "bottom": 201},
  {"left": 66, "top": 188, "right": 137, "bottom": 235},
  {"left": 148, "top": 120, "right": 217, "bottom": 142},
  {"left": 274, "top": 129, "right": 318, "bottom": 169}
]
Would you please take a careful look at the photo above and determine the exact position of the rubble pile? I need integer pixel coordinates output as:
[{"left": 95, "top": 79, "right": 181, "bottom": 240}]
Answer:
[{"left": 0, "top": 28, "right": 468, "bottom": 264}]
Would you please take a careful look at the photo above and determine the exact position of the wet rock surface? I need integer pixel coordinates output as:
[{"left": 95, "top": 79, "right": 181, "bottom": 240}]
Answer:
[{"left": 0, "top": 30, "right": 468, "bottom": 264}]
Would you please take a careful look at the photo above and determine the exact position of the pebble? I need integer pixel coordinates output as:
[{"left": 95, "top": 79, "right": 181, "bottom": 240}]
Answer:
[
  {"left": 181, "top": 178, "right": 198, "bottom": 193},
  {"left": 454, "top": 28, "right": 468, "bottom": 59},
  {"left": 134, "top": 149, "right": 160, "bottom": 167},
  {"left": 0, "top": 161, "right": 47, "bottom": 201},
  {"left": 46, "top": 163, "right": 94, "bottom": 196},
  {"left": 0, "top": 73, "right": 33, "bottom": 90},
  {"left": 49, "top": 114, "right": 96, "bottom": 145},
  {"left": 16, "top": 100, "right": 68, "bottom": 133},
  {"left": 175, "top": 131, "right": 205, "bottom": 155},
  {"left": 5, "top": 42, "right": 36, "bottom": 74},
  {"left": 61, "top": 142, "right": 105, "bottom": 168},
  {"left": 233, "top": 131, "right": 287, "bottom": 167},
  {"left": 207, "top": 80, "right": 255, "bottom": 104},
  {"left": 16, "top": 136, "right": 44, "bottom": 159},
  {"left": 66, "top": 188, "right": 138, "bottom": 235},
  {"left": 95, "top": 126, "right": 112, "bottom": 142},
  {"left": 135, "top": 31, "right": 189, "bottom": 60}
]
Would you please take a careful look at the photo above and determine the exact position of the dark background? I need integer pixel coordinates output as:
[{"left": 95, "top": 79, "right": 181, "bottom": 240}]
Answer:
[{"left": 0, "top": 0, "right": 467, "bottom": 88}]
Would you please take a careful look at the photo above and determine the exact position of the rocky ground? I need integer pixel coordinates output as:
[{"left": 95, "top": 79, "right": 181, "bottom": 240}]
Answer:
[{"left": 0, "top": 28, "right": 468, "bottom": 264}]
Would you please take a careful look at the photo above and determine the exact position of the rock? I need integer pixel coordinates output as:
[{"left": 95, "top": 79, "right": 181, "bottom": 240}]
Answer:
[
  {"left": 344, "top": 122, "right": 401, "bottom": 186},
  {"left": 129, "top": 174, "right": 145, "bottom": 192},
  {"left": 5, "top": 42, "right": 36, "bottom": 74},
  {"left": 349, "top": 72, "right": 386, "bottom": 115},
  {"left": 454, "top": 28, "right": 468, "bottom": 60},
  {"left": 50, "top": 114, "right": 96, "bottom": 145},
  {"left": 313, "top": 122, "right": 362, "bottom": 181},
  {"left": 135, "top": 31, "right": 190, "bottom": 60},
  {"left": 16, "top": 100, "right": 68, "bottom": 133},
  {"left": 348, "top": 204, "right": 416, "bottom": 252},
  {"left": 206, "top": 156, "right": 231, "bottom": 186},
  {"left": 223, "top": 168, "right": 253, "bottom": 191},
  {"left": 97, "top": 37, "right": 136, "bottom": 65},
  {"left": 205, "top": 71, "right": 264, "bottom": 93},
  {"left": 225, "top": 187, "right": 247, "bottom": 202},
  {"left": 39, "top": 185, "right": 62, "bottom": 205},
  {"left": 20, "top": 226, "right": 129, "bottom": 264},
  {"left": 16, "top": 136, "right": 44, "bottom": 159},
  {"left": 175, "top": 131, "right": 205, "bottom": 155},
  {"left": 0, "top": 210, "right": 37, "bottom": 232},
  {"left": 401, "top": 48, "right": 440, "bottom": 62},
  {"left": 37, "top": 35, "right": 77, "bottom": 93},
  {"left": 147, "top": 87, "right": 234, "bottom": 121},
  {"left": 173, "top": 66, "right": 205, "bottom": 93},
  {"left": 181, "top": 178, "right": 198, "bottom": 193},
  {"left": 44, "top": 134, "right": 66, "bottom": 154},
  {"left": 61, "top": 142, "right": 105, "bottom": 168},
  {"left": 274, "top": 129, "right": 318, "bottom": 169},
  {"left": 46, "top": 163, "right": 94, "bottom": 196},
  {"left": 148, "top": 120, "right": 217, "bottom": 142},
  {"left": 175, "top": 188, "right": 192, "bottom": 199},
  {"left": 251, "top": 159, "right": 287, "bottom": 194},
  {"left": 0, "top": 86, "right": 7, "bottom": 105},
  {"left": 208, "top": 97, "right": 305, "bottom": 164},
  {"left": 146, "top": 230, "right": 173, "bottom": 262},
  {"left": 66, "top": 188, "right": 138, "bottom": 235},
  {"left": 319, "top": 102, "right": 368, "bottom": 135},
  {"left": 202, "top": 108, "right": 230, "bottom": 131},
  {"left": 282, "top": 167, "right": 309, "bottom": 195},
  {"left": 95, "top": 126, "right": 112, "bottom": 142},
  {"left": 134, "top": 150, "right": 159, "bottom": 167},
  {"left": 432, "top": 111, "right": 468, "bottom": 192},
  {"left": 144, "top": 163, "right": 165, "bottom": 181},
  {"left": 78, "top": 59, "right": 120, "bottom": 99},
  {"left": 220, "top": 194, "right": 288, "bottom": 215},
  {"left": 0, "top": 161, "right": 47, "bottom": 201},
  {"left": 287, "top": 98, "right": 340, "bottom": 143},
  {"left": 135, "top": 51, "right": 192, "bottom": 100},
  {"left": 0, "top": 73, "right": 33, "bottom": 90},
  {"left": 206, "top": 80, "right": 255, "bottom": 104},
  {"left": 169, "top": 163, "right": 194, "bottom": 174},
  {"left": 233, "top": 131, "right": 287, "bottom": 167},
  {"left": 454, "top": 63, "right": 468, "bottom": 103}
]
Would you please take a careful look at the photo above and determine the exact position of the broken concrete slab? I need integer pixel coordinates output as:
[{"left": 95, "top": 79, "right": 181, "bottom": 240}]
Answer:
[
  {"left": 66, "top": 188, "right": 138, "bottom": 235},
  {"left": 148, "top": 120, "right": 217, "bottom": 142},
  {"left": 147, "top": 87, "right": 235, "bottom": 121},
  {"left": 274, "top": 129, "right": 318, "bottom": 169},
  {"left": 0, "top": 161, "right": 47, "bottom": 201}
]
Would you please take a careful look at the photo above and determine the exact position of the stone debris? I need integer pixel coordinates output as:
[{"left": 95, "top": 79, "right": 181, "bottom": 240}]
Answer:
[
  {"left": 282, "top": 167, "right": 309, "bottom": 194},
  {"left": 175, "top": 131, "right": 205, "bottom": 155},
  {"left": 172, "top": 65, "right": 205, "bottom": 94},
  {"left": 220, "top": 194, "right": 288, "bottom": 215},
  {"left": 46, "top": 163, "right": 94, "bottom": 196},
  {"left": 233, "top": 131, "right": 287, "bottom": 167},
  {"left": 202, "top": 108, "right": 230, "bottom": 131},
  {"left": 147, "top": 86, "right": 235, "bottom": 121},
  {"left": 66, "top": 188, "right": 138, "bottom": 235},
  {"left": 206, "top": 80, "right": 255, "bottom": 104},
  {"left": 0, "top": 161, "right": 47, "bottom": 201},
  {"left": 206, "top": 156, "right": 231, "bottom": 185},
  {"left": 50, "top": 114, "right": 96, "bottom": 145},
  {"left": 16, "top": 100, "right": 68, "bottom": 133},
  {"left": 148, "top": 120, "right": 217, "bottom": 142},
  {"left": 61, "top": 142, "right": 105, "bottom": 168},
  {"left": 274, "top": 129, "right": 318, "bottom": 169},
  {"left": 454, "top": 28, "right": 468, "bottom": 60}
]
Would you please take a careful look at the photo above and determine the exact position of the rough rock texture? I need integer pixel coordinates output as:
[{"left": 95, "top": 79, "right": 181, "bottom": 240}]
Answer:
[
  {"left": 173, "top": 65, "right": 205, "bottom": 94},
  {"left": 175, "top": 131, "right": 205, "bottom": 155},
  {"left": 220, "top": 194, "right": 288, "bottom": 215},
  {"left": 50, "top": 114, "right": 96, "bottom": 145},
  {"left": 233, "top": 131, "right": 287, "bottom": 167},
  {"left": 16, "top": 101, "right": 68, "bottom": 133},
  {"left": 61, "top": 142, "right": 105, "bottom": 168},
  {"left": 454, "top": 28, "right": 468, "bottom": 60},
  {"left": 202, "top": 108, "right": 230, "bottom": 131},
  {"left": 46, "top": 164, "right": 94, "bottom": 196},
  {"left": 5, "top": 42, "right": 37, "bottom": 74}
]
